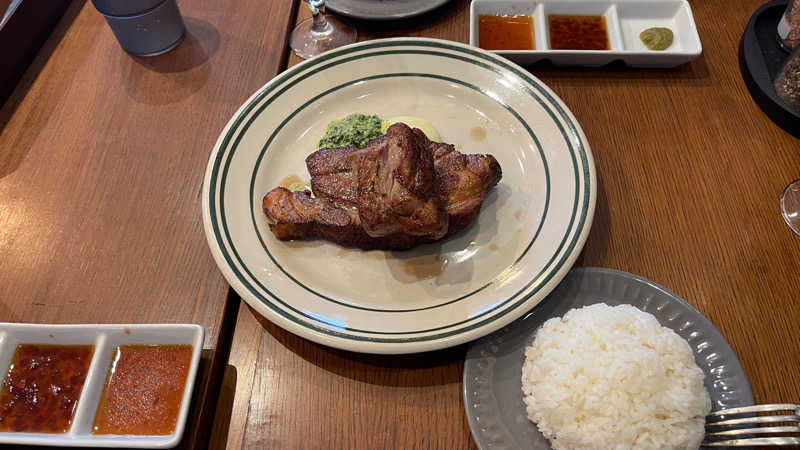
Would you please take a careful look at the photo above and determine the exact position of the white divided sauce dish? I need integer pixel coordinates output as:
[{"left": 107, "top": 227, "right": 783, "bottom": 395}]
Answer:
[
  {"left": 0, "top": 323, "right": 203, "bottom": 448},
  {"left": 469, "top": 0, "right": 702, "bottom": 68}
]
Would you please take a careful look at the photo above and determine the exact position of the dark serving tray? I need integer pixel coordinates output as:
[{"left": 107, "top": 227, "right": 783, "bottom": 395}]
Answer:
[
  {"left": 739, "top": 0, "right": 800, "bottom": 138},
  {"left": 0, "top": 0, "right": 72, "bottom": 107}
]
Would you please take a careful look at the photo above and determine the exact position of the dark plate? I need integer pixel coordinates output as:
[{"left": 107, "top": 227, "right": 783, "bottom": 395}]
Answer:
[
  {"left": 325, "top": 0, "right": 449, "bottom": 21},
  {"left": 463, "top": 267, "right": 754, "bottom": 450},
  {"left": 739, "top": 0, "right": 800, "bottom": 138}
]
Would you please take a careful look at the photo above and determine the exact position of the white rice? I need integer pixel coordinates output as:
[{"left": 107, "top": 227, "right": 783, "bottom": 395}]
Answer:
[{"left": 521, "top": 303, "right": 711, "bottom": 450}]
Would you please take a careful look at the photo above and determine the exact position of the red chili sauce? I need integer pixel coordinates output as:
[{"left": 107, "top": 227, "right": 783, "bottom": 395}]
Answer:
[
  {"left": 548, "top": 14, "right": 610, "bottom": 50},
  {"left": 0, "top": 344, "right": 94, "bottom": 433},
  {"left": 92, "top": 345, "right": 192, "bottom": 435}
]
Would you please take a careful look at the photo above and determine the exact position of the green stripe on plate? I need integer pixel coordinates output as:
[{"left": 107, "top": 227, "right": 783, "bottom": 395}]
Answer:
[{"left": 207, "top": 40, "right": 591, "bottom": 343}]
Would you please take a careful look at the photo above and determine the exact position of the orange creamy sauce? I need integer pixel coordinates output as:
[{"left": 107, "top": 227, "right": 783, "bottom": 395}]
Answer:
[
  {"left": 479, "top": 15, "right": 535, "bottom": 50},
  {"left": 548, "top": 14, "right": 610, "bottom": 50},
  {"left": 92, "top": 345, "right": 192, "bottom": 435},
  {"left": 0, "top": 344, "right": 93, "bottom": 433}
]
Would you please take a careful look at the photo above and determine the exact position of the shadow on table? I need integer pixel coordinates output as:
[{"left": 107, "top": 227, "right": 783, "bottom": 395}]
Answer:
[
  {"left": 120, "top": 17, "right": 219, "bottom": 105},
  {"left": 208, "top": 364, "right": 237, "bottom": 450},
  {"left": 254, "top": 311, "right": 465, "bottom": 387},
  {"left": 574, "top": 159, "right": 612, "bottom": 267},
  {"left": 0, "top": 0, "right": 88, "bottom": 179},
  {"left": 528, "top": 55, "right": 711, "bottom": 85}
]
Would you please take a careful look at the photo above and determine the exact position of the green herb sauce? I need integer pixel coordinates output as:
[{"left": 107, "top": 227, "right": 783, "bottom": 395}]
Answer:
[{"left": 318, "top": 113, "right": 383, "bottom": 149}]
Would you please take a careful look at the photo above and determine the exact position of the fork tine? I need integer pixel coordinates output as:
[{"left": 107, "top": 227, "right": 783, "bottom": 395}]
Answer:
[
  {"left": 707, "top": 404, "right": 799, "bottom": 417},
  {"left": 706, "top": 415, "right": 800, "bottom": 427},
  {"left": 705, "top": 425, "right": 800, "bottom": 437},
  {"left": 704, "top": 404, "right": 800, "bottom": 446},
  {"left": 702, "top": 437, "right": 800, "bottom": 446}
]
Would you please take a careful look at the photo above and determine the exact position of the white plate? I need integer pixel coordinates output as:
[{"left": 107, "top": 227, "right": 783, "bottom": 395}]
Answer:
[
  {"left": 202, "top": 38, "right": 596, "bottom": 354},
  {"left": 470, "top": 0, "right": 702, "bottom": 68},
  {"left": 0, "top": 323, "right": 203, "bottom": 448},
  {"left": 463, "top": 268, "right": 753, "bottom": 449}
]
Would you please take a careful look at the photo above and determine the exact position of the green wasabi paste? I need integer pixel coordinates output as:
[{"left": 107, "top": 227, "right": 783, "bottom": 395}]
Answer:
[
  {"left": 318, "top": 113, "right": 383, "bottom": 149},
  {"left": 640, "top": 27, "right": 674, "bottom": 51}
]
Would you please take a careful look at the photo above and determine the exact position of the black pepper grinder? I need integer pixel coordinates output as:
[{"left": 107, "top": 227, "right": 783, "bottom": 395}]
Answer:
[{"left": 774, "top": 45, "right": 800, "bottom": 112}]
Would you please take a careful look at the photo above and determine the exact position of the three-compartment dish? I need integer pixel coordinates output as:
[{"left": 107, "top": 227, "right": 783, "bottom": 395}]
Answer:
[{"left": 470, "top": 0, "right": 702, "bottom": 67}]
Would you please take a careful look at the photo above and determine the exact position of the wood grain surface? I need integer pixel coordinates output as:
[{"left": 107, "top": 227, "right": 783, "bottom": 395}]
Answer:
[
  {"left": 218, "top": 0, "right": 800, "bottom": 449},
  {"left": 0, "top": 0, "right": 296, "bottom": 447}
]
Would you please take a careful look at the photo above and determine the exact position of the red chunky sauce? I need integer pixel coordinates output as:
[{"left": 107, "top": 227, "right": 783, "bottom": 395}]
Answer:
[
  {"left": 548, "top": 14, "right": 610, "bottom": 50},
  {"left": 0, "top": 344, "right": 94, "bottom": 433},
  {"left": 92, "top": 345, "right": 192, "bottom": 435}
]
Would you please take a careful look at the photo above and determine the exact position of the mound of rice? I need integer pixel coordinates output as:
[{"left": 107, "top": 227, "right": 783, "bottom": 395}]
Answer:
[{"left": 521, "top": 303, "right": 711, "bottom": 450}]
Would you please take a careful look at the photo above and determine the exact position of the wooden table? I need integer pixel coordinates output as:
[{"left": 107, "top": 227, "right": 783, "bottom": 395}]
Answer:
[
  {"left": 218, "top": 0, "right": 800, "bottom": 449},
  {"left": 0, "top": 0, "right": 297, "bottom": 447},
  {"left": 2, "top": 0, "right": 799, "bottom": 448}
]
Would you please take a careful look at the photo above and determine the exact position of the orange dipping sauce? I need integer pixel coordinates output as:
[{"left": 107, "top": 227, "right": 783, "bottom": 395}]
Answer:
[
  {"left": 548, "top": 14, "right": 610, "bottom": 50},
  {"left": 479, "top": 14, "right": 535, "bottom": 50},
  {"left": 0, "top": 344, "right": 93, "bottom": 433},
  {"left": 92, "top": 345, "right": 192, "bottom": 435}
]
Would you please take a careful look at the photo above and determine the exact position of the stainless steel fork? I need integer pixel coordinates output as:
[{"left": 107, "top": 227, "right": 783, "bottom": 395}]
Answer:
[{"left": 703, "top": 403, "right": 800, "bottom": 447}]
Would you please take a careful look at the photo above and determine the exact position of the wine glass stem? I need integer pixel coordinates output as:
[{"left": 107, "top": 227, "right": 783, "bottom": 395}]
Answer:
[
  {"left": 309, "top": 0, "right": 329, "bottom": 32},
  {"left": 312, "top": 9, "right": 327, "bottom": 30}
]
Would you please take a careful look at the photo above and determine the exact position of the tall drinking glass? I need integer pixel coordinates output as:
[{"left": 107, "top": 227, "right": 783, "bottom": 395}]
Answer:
[{"left": 290, "top": 0, "right": 356, "bottom": 59}]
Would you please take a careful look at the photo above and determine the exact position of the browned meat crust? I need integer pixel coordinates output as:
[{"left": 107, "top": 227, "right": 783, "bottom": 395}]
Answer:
[
  {"left": 262, "top": 123, "right": 502, "bottom": 250},
  {"left": 262, "top": 188, "right": 422, "bottom": 250},
  {"left": 430, "top": 141, "right": 502, "bottom": 232}
]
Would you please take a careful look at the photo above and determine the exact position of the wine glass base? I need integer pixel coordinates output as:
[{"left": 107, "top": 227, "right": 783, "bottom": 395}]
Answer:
[
  {"left": 290, "top": 15, "right": 357, "bottom": 60},
  {"left": 780, "top": 178, "right": 800, "bottom": 236}
]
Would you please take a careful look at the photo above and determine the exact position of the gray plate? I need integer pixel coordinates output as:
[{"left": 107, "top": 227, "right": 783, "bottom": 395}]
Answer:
[
  {"left": 463, "top": 267, "right": 754, "bottom": 450},
  {"left": 325, "top": 0, "right": 450, "bottom": 20}
]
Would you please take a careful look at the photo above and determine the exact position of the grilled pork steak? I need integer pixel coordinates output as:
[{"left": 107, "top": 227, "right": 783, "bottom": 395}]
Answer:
[{"left": 263, "top": 123, "right": 502, "bottom": 250}]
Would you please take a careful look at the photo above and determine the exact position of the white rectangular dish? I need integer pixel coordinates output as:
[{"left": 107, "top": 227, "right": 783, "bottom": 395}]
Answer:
[
  {"left": 469, "top": 0, "right": 702, "bottom": 68},
  {"left": 0, "top": 323, "right": 204, "bottom": 448}
]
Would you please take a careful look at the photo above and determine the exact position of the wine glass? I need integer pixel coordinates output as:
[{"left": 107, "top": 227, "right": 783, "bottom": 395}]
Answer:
[
  {"left": 780, "top": 179, "right": 800, "bottom": 235},
  {"left": 290, "top": 0, "right": 357, "bottom": 59}
]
